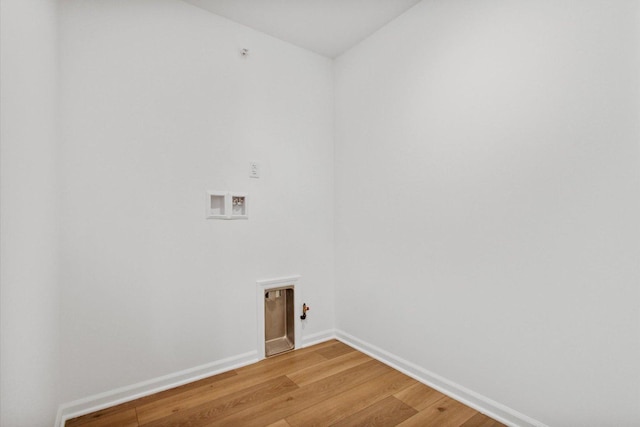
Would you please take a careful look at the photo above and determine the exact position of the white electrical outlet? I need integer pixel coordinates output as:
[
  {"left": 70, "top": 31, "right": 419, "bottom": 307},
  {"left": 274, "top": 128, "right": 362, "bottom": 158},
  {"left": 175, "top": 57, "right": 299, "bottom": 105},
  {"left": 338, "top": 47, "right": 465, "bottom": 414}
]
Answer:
[{"left": 249, "top": 162, "right": 260, "bottom": 178}]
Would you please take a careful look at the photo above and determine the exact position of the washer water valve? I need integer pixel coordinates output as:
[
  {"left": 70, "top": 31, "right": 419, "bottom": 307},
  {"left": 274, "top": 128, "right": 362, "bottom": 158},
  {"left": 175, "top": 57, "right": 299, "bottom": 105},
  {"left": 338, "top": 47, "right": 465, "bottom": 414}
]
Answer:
[{"left": 300, "top": 303, "right": 310, "bottom": 320}]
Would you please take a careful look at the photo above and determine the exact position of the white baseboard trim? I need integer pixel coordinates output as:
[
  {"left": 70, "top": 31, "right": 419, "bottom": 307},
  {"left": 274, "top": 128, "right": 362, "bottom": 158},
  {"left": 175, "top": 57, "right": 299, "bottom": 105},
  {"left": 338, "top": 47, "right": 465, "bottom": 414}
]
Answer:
[
  {"left": 335, "top": 330, "right": 547, "bottom": 427},
  {"left": 54, "top": 350, "right": 258, "bottom": 427},
  {"left": 301, "top": 329, "right": 336, "bottom": 348},
  {"left": 55, "top": 330, "right": 545, "bottom": 427}
]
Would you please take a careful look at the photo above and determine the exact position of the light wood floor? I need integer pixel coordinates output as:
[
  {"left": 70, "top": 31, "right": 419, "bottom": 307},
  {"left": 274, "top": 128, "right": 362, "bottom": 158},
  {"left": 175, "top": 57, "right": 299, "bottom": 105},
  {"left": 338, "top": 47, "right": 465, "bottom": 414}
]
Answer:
[{"left": 66, "top": 340, "right": 505, "bottom": 427}]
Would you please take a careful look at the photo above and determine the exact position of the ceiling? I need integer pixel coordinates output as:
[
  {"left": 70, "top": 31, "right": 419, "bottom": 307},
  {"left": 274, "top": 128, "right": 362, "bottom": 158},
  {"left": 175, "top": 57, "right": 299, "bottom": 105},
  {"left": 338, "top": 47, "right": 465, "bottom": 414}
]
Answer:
[{"left": 180, "top": 0, "right": 422, "bottom": 58}]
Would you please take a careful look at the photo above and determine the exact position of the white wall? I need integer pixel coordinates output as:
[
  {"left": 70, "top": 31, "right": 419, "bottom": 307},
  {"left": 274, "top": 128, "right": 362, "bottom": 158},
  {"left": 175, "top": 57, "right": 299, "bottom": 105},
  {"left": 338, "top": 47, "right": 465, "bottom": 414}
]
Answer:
[
  {"left": 0, "top": 0, "right": 60, "bottom": 425},
  {"left": 334, "top": 1, "right": 639, "bottom": 426},
  {"left": 58, "top": 0, "right": 334, "bottom": 404}
]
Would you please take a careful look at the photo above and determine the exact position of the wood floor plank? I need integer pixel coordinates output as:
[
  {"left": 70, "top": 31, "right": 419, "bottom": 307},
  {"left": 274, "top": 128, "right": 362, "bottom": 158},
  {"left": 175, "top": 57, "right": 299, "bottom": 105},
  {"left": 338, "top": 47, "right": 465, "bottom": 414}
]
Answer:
[
  {"left": 286, "top": 350, "right": 371, "bottom": 387},
  {"left": 286, "top": 369, "right": 416, "bottom": 427},
  {"left": 393, "top": 382, "right": 447, "bottom": 411},
  {"left": 235, "top": 350, "right": 328, "bottom": 378},
  {"left": 134, "top": 370, "right": 238, "bottom": 405},
  {"left": 136, "top": 352, "right": 326, "bottom": 424},
  {"left": 266, "top": 420, "right": 292, "bottom": 427},
  {"left": 329, "top": 396, "right": 417, "bottom": 427},
  {"left": 236, "top": 341, "right": 338, "bottom": 377},
  {"left": 396, "top": 396, "right": 477, "bottom": 427},
  {"left": 313, "top": 341, "right": 354, "bottom": 360},
  {"left": 206, "top": 359, "right": 392, "bottom": 427},
  {"left": 140, "top": 376, "right": 298, "bottom": 427},
  {"left": 66, "top": 371, "right": 237, "bottom": 427},
  {"left": 460, "top": 412, "right": 506, "bottom": 427},
  {"left": 66, "top": 409, "right": 138, "bottom": 427}
]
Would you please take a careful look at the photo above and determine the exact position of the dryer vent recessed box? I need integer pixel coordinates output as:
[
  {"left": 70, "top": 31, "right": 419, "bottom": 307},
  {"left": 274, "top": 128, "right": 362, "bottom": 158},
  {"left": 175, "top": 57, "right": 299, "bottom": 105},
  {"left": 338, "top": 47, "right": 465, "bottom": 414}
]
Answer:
[{"left": 206, "top": 191, "right": 248, "bottom": 220}]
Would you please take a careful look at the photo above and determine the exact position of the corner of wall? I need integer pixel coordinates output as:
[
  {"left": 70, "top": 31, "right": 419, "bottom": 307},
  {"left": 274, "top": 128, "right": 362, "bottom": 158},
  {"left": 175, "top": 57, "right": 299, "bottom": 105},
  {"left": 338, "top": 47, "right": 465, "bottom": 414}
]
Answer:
[{"left": 335, "top": 330, "right": 547, "bottom": 427}]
